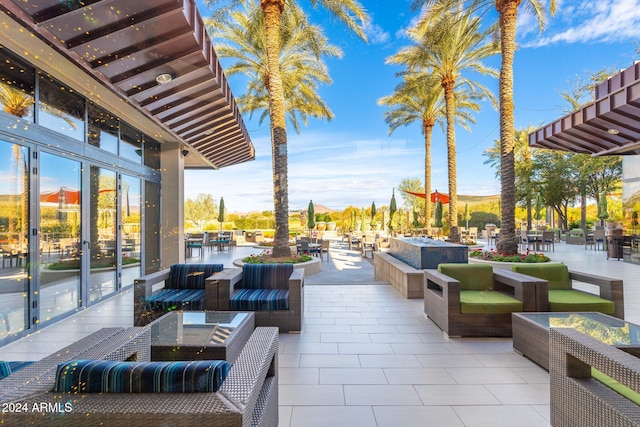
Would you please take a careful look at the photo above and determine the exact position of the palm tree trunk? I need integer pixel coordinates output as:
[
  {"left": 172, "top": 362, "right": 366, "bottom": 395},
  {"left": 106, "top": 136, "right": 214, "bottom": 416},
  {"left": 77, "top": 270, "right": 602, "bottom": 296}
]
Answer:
[
  {"left": 442, "top": 78, "right": 459, "bottom": 242},
  {"left": 496, "top": 0, "right": 518, "bottom": 254},
  {"left": 261, "top": 0, "right": 290, "bottom": 257},
  {"left": 423, "top": 120, "right": 434, "bottom": 235}
]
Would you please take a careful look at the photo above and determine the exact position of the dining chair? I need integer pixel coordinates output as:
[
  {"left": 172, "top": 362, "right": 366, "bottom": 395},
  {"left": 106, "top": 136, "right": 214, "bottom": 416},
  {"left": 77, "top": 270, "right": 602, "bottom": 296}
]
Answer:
[
  {"left": 319, "top": 239, "right": 330, "bottom": 262},
  {"left": 542, "top": 230, "right": 555, "bottom": 252}
]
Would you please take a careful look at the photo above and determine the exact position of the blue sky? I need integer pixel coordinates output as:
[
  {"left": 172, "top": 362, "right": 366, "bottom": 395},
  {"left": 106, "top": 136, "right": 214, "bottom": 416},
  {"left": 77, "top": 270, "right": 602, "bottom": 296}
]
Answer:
[{"left": 186, "top": 0, "right": 640, "bottom": 213}]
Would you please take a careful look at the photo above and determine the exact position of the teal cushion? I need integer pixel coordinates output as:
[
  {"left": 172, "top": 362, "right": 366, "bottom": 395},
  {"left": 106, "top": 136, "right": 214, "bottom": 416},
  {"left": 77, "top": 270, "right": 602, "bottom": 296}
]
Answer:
[
  {"left": 53, "top": 360, "right": 232, "bottom": 393},
  {"left": 241, "top": 264, "right": 294, "bottom": 290},
  {"left": 549, "top": 290, "right": 615, "bottom": 314},
  {"left": 0, "top": 361, "right": 11, "bottom": 379},
  {"left": 439, "top": 264, "right": 493, "bottom": 291},
  {"left": 230, "top": 289, "right": 290, "bottom": 310},
  {"left": 511, "top": 263, "right": 572, "bottom": 291},
  {"left": 459, "top": 290, "right": 523, "bottom": 314},
  {"left": 167, "top": 264, "right": 224, "bottom": 290}
]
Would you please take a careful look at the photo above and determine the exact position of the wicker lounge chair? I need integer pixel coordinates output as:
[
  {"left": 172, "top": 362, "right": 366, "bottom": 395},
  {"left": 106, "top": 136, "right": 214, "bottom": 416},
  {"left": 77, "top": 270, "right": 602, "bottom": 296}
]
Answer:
[
  {"left": 550, "top": 327, "right": 640, "bottom": 427},
  {"left": 0, "top": 327, "right": 279, "bottom": 427},
  {"left": 215, "top": 264, "right": 304, "bottom": 333},
  {"left": 133, "top": 263, "right": 225, "bottom": 326},
  {"left": 424, "top": 264, "right": 544, "bottom": 337},
  {"left": 511, "top": 263, "right": 624, "bottom": 319}
]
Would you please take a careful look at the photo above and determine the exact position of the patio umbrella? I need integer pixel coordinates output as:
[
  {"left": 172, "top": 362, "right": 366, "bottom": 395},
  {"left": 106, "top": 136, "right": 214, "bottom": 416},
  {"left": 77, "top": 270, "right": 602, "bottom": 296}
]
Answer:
[
  {"left": 389, "top": 189, "right": 397, "bottom": 231},
  {"left": 307, "top": 200, "right": 315, "bottom": 233},
  {"left": 534, "top": 192, "right": 543, "bottom": 225},
  {"left": 370, "top": 201, "right": 376, "bottom": 227},
  {"left": 218, "top": 197, "right": 225, "bottom": 230},
  {"left": 597, "top": 192, "right": 609, "bottom": 223},
  {"left": 463, "top": 203, "right": 471, "bottom": 229},
  {"left": 435, "top": 201, "right": 443, "bottom": 228}
]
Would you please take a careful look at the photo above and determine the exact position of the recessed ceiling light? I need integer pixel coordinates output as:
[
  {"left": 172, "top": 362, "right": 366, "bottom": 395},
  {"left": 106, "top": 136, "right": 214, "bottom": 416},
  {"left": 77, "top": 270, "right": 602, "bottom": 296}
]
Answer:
[
  {"left": 608, "top": 128, "right": 620, "bottom": 135},
  {"left": 156, "top": 73, "right": 173, "bottom": 84}
]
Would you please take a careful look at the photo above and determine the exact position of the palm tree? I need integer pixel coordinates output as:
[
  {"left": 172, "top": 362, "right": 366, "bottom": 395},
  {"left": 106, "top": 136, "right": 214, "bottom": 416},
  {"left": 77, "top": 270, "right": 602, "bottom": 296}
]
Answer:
[
  {"left": 207, "top": 4, "right": 342, "bottom": 133},
  {"left": 205, "top": 0, "right": 368, "bottom": 257},
  {"left": 414, "top": 0, "right": 556, "bottom": 253},
  {"left": 388, "top": 8, "right": 498, "bottom": 242},
  {"left": 379, "top": 74, "right": 486, "bottom": 235}
]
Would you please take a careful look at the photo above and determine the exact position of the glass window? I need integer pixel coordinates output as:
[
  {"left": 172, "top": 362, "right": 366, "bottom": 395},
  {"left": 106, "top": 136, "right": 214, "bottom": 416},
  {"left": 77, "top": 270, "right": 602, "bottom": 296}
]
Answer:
[
  {"left": 0, "top": 47, "right": 35, "bottom": 121},
  {"left": 120, "top": 122, "right": 143, "bottom": 164},
  {"left": 88, "top": 102, "right": 118, "bottom": 153},
  {"left": 121, "top": 175, "right": 141, "bottom": 287},
  {"left": 0, "top": 140, "right": 30, "bottom": 343},
  {"left": 38, "top": 73, "right": 85, "bottom": 142},
  {"left": 144, "top": 138, "right": 161, "bottom": 170}
]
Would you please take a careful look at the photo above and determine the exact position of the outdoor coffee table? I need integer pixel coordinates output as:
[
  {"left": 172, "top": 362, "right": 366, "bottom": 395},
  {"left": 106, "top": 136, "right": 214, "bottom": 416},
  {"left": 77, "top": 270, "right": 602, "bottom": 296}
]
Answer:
[
  {"left": 150, "top": 311, "right": 255, "bottom": 363},
  {"left": 512, "top": 312, "right": 640, "bottom": 370}
]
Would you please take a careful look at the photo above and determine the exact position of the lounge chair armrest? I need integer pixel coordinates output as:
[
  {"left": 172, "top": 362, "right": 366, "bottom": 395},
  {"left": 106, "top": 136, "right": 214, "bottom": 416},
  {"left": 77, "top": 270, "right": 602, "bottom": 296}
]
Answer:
[
  {"left": 215, "top": 268, "right": 243, "bottom": 310},
  {"left": 424, "top": 269, "right": 461, "bottom": 307},
  {"left": 568, "top": 270, "right": 624, "bottom": 318},
  {"left": 134, "top": 268, "right": 170, "bottom": 301},
  {"left": 204, "top": 268, "right": 235, "bottom": 310},
  {"left": 493, "top": 269, "right": 547, "bottom": 312},
  {"left": 289, "top": 268, "right": 304, "bottom": 287}
]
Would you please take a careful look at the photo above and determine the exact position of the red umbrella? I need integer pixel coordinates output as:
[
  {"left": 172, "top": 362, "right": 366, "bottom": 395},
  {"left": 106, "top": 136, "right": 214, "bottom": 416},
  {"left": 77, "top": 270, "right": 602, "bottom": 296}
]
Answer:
[{"left": 400, "top": 190, "right": 450, "bottom": 204}]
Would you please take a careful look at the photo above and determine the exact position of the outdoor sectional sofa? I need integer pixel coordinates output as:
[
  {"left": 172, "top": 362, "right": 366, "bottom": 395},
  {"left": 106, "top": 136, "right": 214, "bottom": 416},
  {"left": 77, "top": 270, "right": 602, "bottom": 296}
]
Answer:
[
  {"left": 424, "top": 264, "right": 545, "bottom": 337},
  {"left": 0, "top": 327, "right": 279, "bottom": 427}
]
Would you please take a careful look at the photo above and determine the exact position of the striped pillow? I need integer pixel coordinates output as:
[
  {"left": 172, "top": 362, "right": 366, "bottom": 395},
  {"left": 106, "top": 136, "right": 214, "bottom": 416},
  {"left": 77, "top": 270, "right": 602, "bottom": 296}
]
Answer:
[
  {"left": 167, "top": 264, "right": 224, "bottom": 290},
  {"left": 241, "top": 264, "right": 294, "bottom": 290},
  {"left": 53, "top": 359, "right": 231, "bottom": 393}
]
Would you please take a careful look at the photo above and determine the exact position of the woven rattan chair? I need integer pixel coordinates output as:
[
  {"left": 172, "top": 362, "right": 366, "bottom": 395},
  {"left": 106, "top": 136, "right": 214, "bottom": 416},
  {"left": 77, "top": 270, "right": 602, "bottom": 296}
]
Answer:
[
  {"left": 215, "top": 264, "right": 304, "bottom": 333},
  {"left": 550, "top": 327, "right": 640, "bottom": 427},
  {"left": 424, "top": 264, "right": 544, "bottom": 337}
]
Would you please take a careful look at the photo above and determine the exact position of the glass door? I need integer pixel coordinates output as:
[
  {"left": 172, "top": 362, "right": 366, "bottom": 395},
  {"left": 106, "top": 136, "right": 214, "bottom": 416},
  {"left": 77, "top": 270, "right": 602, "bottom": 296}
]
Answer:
[
  {"left": 39, "top": 152, "right": 81, "bottom": 324},
  {"left": 121, "top": 175, "right": 141, "bottom": 287},
  {"left": 89, "top": 166, "right": 117, "bottom": 302},
  {"left": 0, "top": 141, "right": 30, "bottom": 342}
]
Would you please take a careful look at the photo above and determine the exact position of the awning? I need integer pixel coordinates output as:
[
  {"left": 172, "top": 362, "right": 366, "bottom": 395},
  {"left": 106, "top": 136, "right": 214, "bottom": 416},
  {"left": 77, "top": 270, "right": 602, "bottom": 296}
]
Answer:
[
  {"left": 529, "top": 62, "right": 640, "bottom": 156},
  {"left": 0, "top": 0, "right": 254, "bottom": 169}
]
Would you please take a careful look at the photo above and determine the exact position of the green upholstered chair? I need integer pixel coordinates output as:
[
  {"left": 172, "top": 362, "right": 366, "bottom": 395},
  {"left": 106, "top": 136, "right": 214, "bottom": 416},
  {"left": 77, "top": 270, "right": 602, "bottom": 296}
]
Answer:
[
  {"left": 424, "top": 264, "right": 542, "bottom": 337},
  {"left": 511, "top": 263, "right": 624, "bottom": 319}
]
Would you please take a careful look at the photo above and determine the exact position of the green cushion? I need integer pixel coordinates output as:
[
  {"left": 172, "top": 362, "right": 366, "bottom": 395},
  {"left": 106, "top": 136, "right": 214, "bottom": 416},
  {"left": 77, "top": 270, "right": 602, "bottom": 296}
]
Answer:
[
  {"left": 438, "top": 264, "right": 493, "bottom": 291},
  {"left": 459, "top": 290, "right": 523, "bottom": 314},
  {"left": 511, "top": 263, "right": 572, "bottom": 291},
  {"left": 549, "top": 290, "right": 615, "bottom": 314},
  {"left": 592, "top": 368, "right": 640, "bottom": 406}
]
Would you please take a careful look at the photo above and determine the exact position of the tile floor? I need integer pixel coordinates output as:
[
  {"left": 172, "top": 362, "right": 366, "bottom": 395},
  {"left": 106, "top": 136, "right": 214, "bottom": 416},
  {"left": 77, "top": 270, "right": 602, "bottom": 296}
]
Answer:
[{"left": 1, "top": 237, "right": 639, "bottom": 427}]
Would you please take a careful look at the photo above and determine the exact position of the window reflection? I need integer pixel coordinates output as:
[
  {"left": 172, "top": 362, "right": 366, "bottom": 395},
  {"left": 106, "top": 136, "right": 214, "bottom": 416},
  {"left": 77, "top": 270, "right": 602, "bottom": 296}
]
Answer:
[
  {"left": 0, "top": 48, "right": 35, "bottom": 121},
  {"left": 121, "top": 175, "right": 141, "bottom": 287},
  {"left": 0, "top": 140, "right": 29, "bottom": 342},
  {"left": 38, "top": 73, "right": 85, "bottom": 142},
  {"left": 88, "top": 102, "right": 118, "bottom": 153},
  {"left": 90, "top": 166, "right": 117, "bottom": 302},
  {"left": 120, "top": 122, "right": 143, "bottom": 164}
]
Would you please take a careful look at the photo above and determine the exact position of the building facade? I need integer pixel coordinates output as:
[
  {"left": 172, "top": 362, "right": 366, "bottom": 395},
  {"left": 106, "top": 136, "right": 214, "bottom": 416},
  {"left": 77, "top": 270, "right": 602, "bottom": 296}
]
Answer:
[{"left": 0, "top": 0, "right": 254, "bottom": 345}]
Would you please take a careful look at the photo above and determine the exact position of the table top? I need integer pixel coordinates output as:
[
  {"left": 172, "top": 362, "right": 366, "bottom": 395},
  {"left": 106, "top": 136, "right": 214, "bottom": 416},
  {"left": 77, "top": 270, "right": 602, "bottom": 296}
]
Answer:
[
  {"left": 514, "top": 312, "right": 640, "bottom": 346},
  {"left": 150, "top": 311, "right": 251, "bottom": 347}
]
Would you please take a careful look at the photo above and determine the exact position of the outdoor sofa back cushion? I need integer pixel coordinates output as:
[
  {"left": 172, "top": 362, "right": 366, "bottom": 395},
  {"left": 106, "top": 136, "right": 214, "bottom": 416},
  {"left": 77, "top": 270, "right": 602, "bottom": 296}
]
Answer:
[
  {"left": 511, "top": 263, "right": 571, "bottom": 291},
  {"left": 241, "top": 263, "right": 294, "bottom": 290},
  {"left": 167, "top": 264, "right": 224, "bottom": 289},
  {"left": 438, "top": 264, "right": 493, "bottom": 291},
  {"left": 53, "top": 359, "right": 232, "bottom": 393}
]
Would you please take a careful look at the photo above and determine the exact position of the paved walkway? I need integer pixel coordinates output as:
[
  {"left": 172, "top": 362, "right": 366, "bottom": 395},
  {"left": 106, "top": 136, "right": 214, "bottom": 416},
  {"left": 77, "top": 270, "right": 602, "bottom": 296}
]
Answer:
[{"left": 1, "top": 238, "right": 639, "bottom": 427}]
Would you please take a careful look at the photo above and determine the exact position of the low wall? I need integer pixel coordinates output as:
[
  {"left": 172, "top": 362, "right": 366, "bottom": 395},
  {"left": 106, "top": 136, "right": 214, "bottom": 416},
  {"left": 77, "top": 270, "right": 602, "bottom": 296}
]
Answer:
[{"left": 374, "top": 252, "right": 424, "bottom": 299}]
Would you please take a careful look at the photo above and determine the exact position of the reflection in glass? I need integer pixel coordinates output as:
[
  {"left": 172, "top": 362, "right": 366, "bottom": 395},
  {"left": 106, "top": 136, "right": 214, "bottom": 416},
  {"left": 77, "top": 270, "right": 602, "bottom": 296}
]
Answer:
[
  {"left": 38, "top": 73, "right": 85, "bottom": 142},
  {"left": 88, "top": 102, "right": 118, "bottom": 153},
  {"left": 0, "top": 48, "right": 35, "bottom": 121},
  {"left": 0, "top": 140, "right": 29, "bottom": 343},
  {"left": 90, "top": 166, "right": 117, "bottom": 302},
  {"left": 39, "top": 152, "right": 81, "bottom": 324},
  {"left": 145, "top": 181, "right": 160, "bottom": 275},
  {"left": 120, "top": 122, "right": 143, "bottom": 164},
  {"left": 121, "top": 175, "right": 141, "bottom": 287}
]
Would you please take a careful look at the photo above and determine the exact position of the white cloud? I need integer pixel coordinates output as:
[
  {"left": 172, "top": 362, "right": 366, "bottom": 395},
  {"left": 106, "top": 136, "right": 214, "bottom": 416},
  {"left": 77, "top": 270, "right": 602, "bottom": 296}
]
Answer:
[
  {"left": 364, "top": 20, "right": 390, "bottom": 44},
  {"left": 523, "top": 0, "right": 640, "bottom": 47}
]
